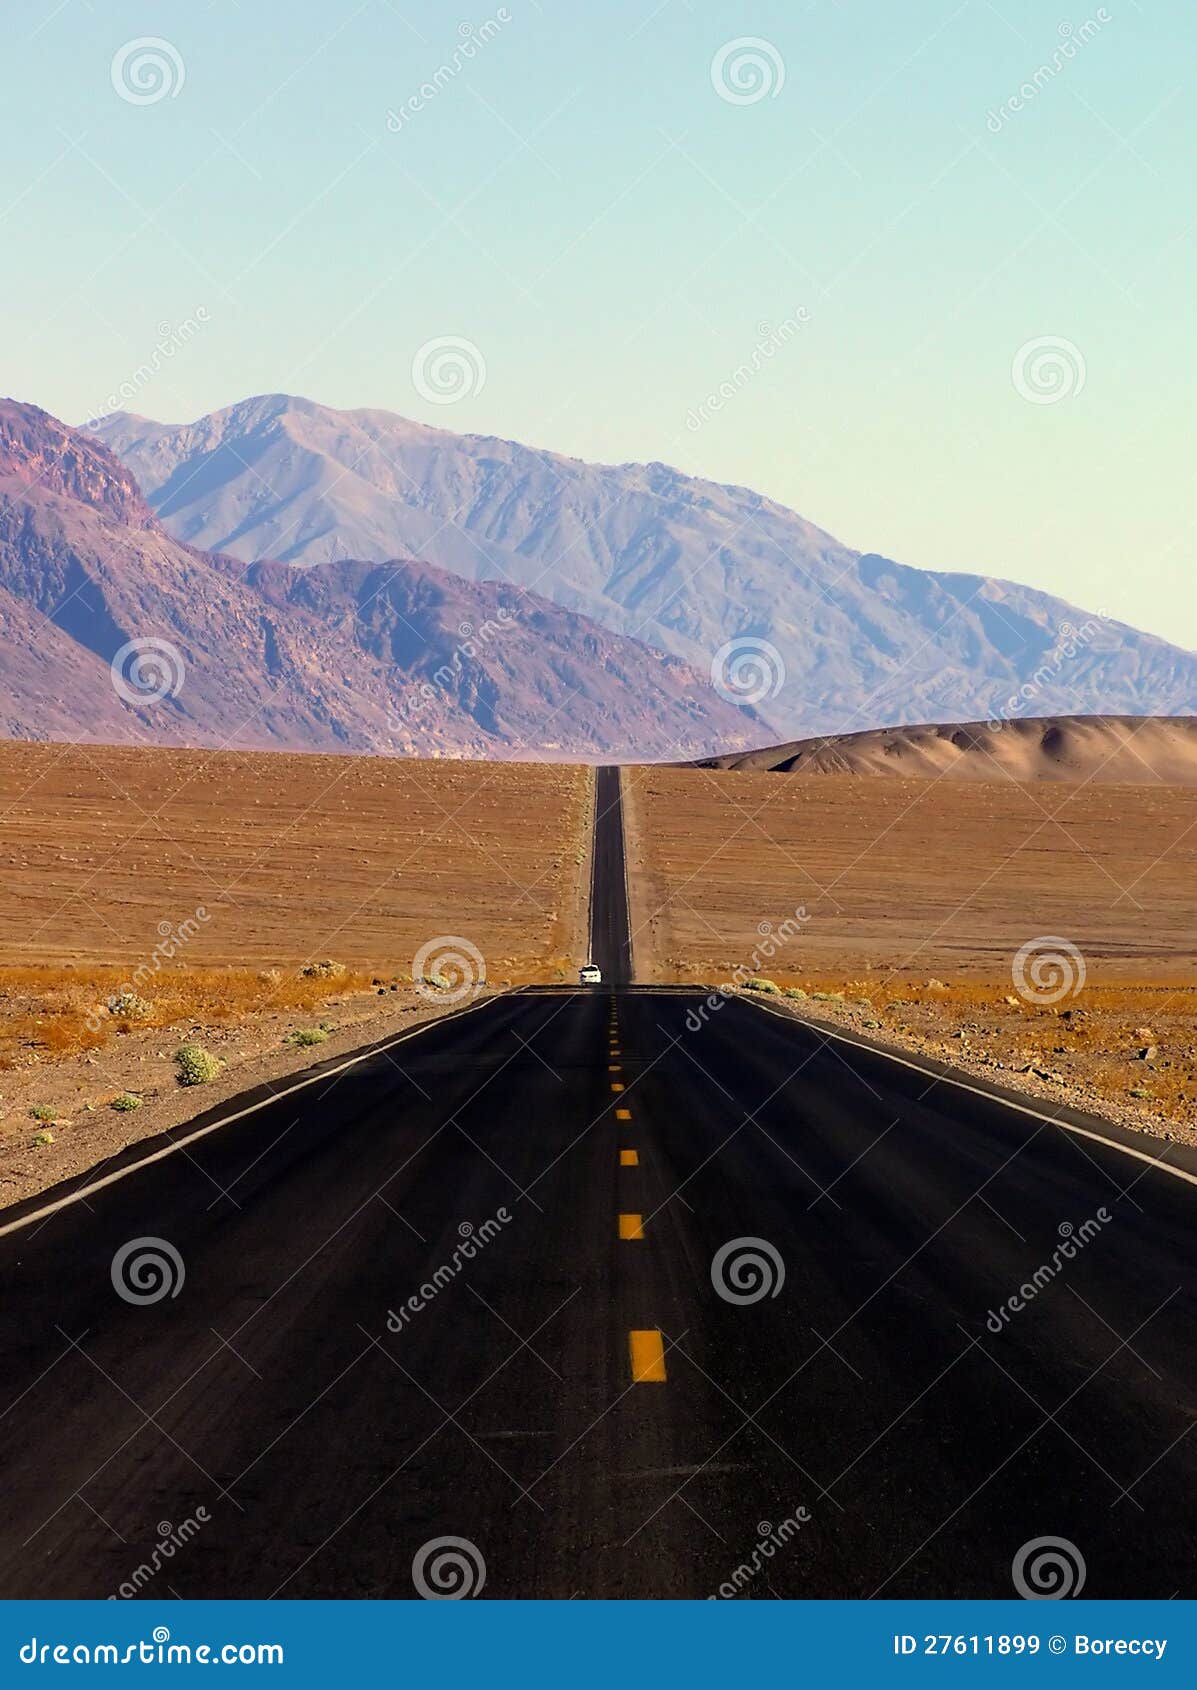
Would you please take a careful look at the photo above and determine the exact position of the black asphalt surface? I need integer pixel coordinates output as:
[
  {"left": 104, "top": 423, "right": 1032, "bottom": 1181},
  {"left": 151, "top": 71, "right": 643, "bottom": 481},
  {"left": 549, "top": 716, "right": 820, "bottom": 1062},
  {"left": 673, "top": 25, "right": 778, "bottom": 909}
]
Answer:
[
  {"left": 588, "top": 766, "right": 631, "bottom": 984},
  {"left": 1, "top": 796, "right": 1195, "bottom": 1599}
]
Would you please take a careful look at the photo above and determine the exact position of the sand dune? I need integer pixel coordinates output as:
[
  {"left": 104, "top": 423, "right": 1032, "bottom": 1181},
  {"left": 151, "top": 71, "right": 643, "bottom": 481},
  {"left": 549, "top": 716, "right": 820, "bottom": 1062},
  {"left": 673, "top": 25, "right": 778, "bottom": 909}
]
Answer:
[{"left": 697, "top": 714, "right": 1197, "bottom": 784}]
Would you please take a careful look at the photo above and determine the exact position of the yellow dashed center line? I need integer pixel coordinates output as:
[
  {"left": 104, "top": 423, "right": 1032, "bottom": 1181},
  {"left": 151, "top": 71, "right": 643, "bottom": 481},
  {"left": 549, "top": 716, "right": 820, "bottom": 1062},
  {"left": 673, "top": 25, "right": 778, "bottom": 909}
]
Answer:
[
  {"left": 615, "top": 1107, "right": 631, "bottom": 1121},
  {"left": 620, "top": 1149, "right": 639, "bottom": 1166},
  {"left": 629, "top": 1329, "right": 667, "bottom": 1382},
  {"left": 608, "top": 1064, "right": 621, "bottom": 1074},
  {"left": 610, "top": 1081, "right": 625, "bottom": 1093},
  {"left": 618, "top": 1213, "right": 644, "bottom": 1240}
]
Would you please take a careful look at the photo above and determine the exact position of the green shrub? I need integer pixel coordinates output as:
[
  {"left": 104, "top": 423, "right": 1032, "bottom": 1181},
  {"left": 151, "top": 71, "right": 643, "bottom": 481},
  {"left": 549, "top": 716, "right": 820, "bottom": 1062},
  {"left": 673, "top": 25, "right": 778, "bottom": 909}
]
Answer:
[
  {"left": 783, "top": 987, "right": 808, "bottom": 1000},
  {"left": 287, "top": 1027, "right": 330, "bottom": 1047},
  {"left": 111, "top": 1093, "right": 143, "bottom": 1112},
  {"left": 174, "top": 1043, "right": 223, "bottom": 1086},
  {"left": 32, "top": 1129, "right": 54, "bottom": 1147},
  {"left": 744, "top": 978, "right": 780, "bottom": 994},
  {"left": 29, "top": 1104, "right": 56, "bottom": 1122}
]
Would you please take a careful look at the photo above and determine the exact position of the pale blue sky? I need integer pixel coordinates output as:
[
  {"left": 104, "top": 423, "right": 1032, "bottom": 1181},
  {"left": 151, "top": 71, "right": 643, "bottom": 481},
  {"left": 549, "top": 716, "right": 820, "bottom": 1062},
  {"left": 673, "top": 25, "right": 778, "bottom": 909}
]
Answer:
[{"left": 4, "top": 0, "right": 1195, "bottom": 645}]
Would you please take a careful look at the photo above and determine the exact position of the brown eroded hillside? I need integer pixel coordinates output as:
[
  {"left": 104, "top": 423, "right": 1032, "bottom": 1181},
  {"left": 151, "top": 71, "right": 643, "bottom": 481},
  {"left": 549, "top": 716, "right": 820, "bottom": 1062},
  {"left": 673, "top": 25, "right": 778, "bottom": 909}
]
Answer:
[
  {"left": 0, "top": 399, "right": 767, "bottom": 761},
  {"left": 696, "top": 714, "right": 1197, "bottom": 784}
]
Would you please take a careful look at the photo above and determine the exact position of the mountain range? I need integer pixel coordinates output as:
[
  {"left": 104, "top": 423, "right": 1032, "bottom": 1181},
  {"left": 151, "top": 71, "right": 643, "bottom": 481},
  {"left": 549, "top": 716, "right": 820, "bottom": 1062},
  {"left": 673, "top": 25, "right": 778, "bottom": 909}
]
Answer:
[
  {"left": 0, "top": 401, "right": 766, "bottom": 759},
  {"left": 96, "top": 393, "right": 1197, "bottom": 739}
]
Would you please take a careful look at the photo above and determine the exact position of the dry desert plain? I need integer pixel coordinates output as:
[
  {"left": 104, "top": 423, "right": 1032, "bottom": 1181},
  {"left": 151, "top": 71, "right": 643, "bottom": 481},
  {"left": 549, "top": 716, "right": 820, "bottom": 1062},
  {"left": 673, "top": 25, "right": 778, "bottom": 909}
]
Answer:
[
  {"left": 4, "top": 740, "right": 1197, "bottom": 1211},
  {"left": 623, "top": 765, "right": 1197, "bottom": 1144},
  {"left": 0, "top": 742, "right": 591, "bottom": 1206}
]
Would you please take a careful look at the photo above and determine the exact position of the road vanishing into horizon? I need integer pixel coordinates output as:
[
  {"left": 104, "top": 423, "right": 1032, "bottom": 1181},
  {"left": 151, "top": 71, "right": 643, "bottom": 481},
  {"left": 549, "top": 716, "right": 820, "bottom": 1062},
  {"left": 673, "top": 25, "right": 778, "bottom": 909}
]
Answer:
[{"left": 1, "top": 768, "right": 1195, "bottom": 1600}]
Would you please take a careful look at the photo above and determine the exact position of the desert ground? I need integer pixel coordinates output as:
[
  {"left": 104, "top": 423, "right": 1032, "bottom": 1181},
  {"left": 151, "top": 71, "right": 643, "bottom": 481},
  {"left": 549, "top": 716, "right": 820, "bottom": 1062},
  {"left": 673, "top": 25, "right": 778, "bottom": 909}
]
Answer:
[
  {"left": 0, "top": 742, "right": 590, "bottom": 1206},
  {"left": 623, "top": 765, "right": 1197, "bottom": 1143}
]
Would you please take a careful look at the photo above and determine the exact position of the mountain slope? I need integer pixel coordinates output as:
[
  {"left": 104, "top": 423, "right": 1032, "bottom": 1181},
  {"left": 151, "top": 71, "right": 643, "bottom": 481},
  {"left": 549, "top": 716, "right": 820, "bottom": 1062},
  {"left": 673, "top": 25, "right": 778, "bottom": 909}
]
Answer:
[
  {"left": 695, "top": 714, "right": 1197, "bottom": 784},
  {"left": 97, "top": 394, "right": 1197, "bottom": 739},
  {"left": 0, "top": 401, "right": 766, "bottom": 760}
]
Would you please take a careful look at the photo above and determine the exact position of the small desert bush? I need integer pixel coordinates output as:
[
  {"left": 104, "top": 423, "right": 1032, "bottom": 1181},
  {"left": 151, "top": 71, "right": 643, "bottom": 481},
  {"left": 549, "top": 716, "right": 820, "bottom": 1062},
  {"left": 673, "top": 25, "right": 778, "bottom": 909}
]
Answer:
[
  {"left": 107, "top": 990, "right": 154, "bottom": 1021},
  {"left": 29, "top": 1103, "right": 56, "bottom": 1122},
  {"left": 111, "top": 1093, "right": 143, "bottom": 1112},
  {"left": 174, "top": 1043, "right": 223, "bottom": 1086},
  {"left": 783, "top": 987, "right": 807, "bottom": 1000},
  {"left": 287, "top": 1027, "right": 330, "bottom": 1047},
  {"left": 31, "top": 1130, "right": 54, "bottom": 1147},
  {"left": 300, "top": 960, "right": 345, "bottom": 980},
  {"left": 744, "top": 978, "right": 780, "bottom": 994}
]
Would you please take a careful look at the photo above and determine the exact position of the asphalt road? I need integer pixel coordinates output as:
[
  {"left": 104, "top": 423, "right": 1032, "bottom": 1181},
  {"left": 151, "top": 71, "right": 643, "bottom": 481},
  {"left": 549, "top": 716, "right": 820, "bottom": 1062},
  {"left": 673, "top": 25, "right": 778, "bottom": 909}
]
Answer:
[
  {"left": 1, "top": 779, "right": 1195, "bottom": 1600},
  {"left": 588, "top": 766, "right": 631, "bottom": 985}
]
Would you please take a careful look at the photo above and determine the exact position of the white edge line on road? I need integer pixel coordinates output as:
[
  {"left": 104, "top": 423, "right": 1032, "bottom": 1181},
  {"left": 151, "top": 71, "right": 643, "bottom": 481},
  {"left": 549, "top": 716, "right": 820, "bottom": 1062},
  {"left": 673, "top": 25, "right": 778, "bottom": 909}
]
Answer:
[
  {"left": 0, "top": 991, "right": 512, "bottom": 1241},
  {"left": 741, "top": 994, "right": 1197, "bottom": 1195}
]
